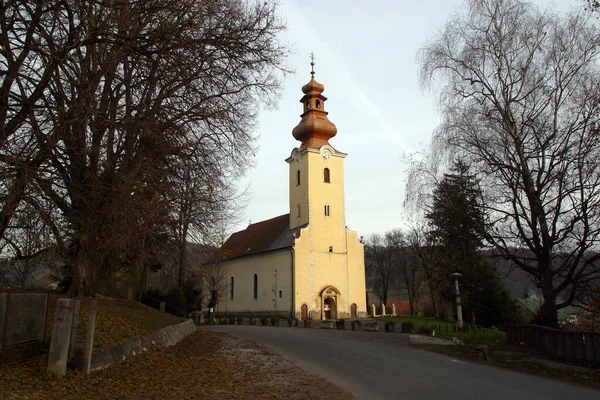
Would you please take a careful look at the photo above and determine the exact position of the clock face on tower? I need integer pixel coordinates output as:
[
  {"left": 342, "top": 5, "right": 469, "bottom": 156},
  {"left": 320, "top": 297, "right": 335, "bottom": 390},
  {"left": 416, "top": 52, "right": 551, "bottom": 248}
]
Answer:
[{"left": 322, "top": 149, "right": 330, "bottom": 160}]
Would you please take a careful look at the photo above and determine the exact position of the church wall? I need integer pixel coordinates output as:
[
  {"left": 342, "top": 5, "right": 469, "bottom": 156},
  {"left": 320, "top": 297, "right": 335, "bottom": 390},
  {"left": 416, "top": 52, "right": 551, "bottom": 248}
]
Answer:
[
  {"left": 293, "top": 223, "right": 364, "bottom": 320},
  {"left": 289, "top": 155, "right": 309, "bottom": 229},
  {"left": 217, "top": 249, "right": 293, "bottom": 316},
  {"left": 346, "top": 228, "right": 368, "bottom": 317},
  {"left": 292, "top": 226, "right": 311, "bottom": 317},
  {"left": 305, "top": 150, "right": 347, "bottom": 254}
]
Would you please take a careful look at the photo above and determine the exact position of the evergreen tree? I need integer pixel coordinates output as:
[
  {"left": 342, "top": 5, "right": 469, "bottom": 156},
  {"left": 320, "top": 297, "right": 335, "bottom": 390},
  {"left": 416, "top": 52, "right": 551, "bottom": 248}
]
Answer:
[
  {"left": 426, "top": 160, "right": 484, "bottom": 275},
  {"left": 426, "top": 161, "right": 516, "bottom": 326}
]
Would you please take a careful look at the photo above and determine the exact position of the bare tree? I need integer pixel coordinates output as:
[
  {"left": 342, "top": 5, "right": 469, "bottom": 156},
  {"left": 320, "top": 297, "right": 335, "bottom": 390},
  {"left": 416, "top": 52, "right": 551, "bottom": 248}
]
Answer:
[
  {"left": 418, "top": 0, "right": 600, "bottom": 327},
  {"left": 202, "top": 248, "right": 231, "bottom": 323},
  {"left": 405, "top": 223, "right": 446, "bottom": 318},
  {"left": 386, "top": 229, "right": 424, "bottom": 317},
  {"left": 0, "top": 202, "right": 54, "bottom": 288},
  {"left": 1, "top": 0, "right": 288, "bottom": 296},
  {"left": 365, "top": 234, "right": 403, "bottom": 307}
]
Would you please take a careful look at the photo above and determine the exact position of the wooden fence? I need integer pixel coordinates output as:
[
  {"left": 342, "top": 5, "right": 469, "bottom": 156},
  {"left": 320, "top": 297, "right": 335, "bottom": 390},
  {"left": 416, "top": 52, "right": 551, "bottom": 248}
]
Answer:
[{"left": 506, "top": 324, "right": 600, "bottom": 365}]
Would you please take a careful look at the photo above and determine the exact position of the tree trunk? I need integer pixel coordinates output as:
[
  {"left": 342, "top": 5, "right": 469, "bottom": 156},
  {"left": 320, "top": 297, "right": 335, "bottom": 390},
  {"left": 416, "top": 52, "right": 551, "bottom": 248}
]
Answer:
[
  {"left": 542, "top": 290, "right": 559, "bottom": 328},
  {"left": 178, "top": 234, "right": 187, "bottom": 287},
  {"left": 424, "top": 272, "right": 439, "bottom": 318}
]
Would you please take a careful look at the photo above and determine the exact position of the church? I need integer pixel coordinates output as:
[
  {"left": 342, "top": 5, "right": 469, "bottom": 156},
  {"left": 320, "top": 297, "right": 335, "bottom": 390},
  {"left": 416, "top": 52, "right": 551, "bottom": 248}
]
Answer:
[{"left": 215, "top": 63, "right": 367, "bottom": 320}]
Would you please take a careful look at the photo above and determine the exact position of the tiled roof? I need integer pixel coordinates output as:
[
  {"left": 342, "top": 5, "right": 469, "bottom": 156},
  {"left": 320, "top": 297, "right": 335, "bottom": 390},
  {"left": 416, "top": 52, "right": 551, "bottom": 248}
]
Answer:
[{"left": 220, "top": 214, "right": 293, "bottom": 260}]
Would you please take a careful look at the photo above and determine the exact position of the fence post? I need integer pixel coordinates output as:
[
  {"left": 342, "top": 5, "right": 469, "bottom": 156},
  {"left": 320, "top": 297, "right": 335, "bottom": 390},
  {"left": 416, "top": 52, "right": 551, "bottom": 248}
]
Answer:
[
  {"left": 382, "top": 304, "right": 386, "bottom": 316},
  {"left": 83, "top": 300, "right": 97, "bottom": 374},
  {"left": 47, "top": 299, "right": 75, "bottom": 377},
  {"left": 392, "top": 303, "right": 396, "bottom": 316},
  {"left": 0, "top": 292, "right": 6, "bottom": 346},
  {"left": 160, "top": 301, "right": 166, "bottom": 313},
  {"left": 68, "top": 300, "right": 81, "bottom": 359},
  {"left": 371, "top": 304, "right": 376, "bottom": 317}
]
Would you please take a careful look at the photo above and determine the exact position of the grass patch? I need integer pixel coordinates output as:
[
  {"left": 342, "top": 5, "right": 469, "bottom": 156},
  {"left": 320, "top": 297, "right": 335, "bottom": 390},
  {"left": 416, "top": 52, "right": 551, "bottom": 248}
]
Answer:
[
  {"left": 494, "top": 354, "right": 600, "bottom": 388},
  {"left": 413, "top": 343, "right": 600, "bottom": 389},
  {"left": 376, "top": 316, "right": 506, "bottom": 347}
]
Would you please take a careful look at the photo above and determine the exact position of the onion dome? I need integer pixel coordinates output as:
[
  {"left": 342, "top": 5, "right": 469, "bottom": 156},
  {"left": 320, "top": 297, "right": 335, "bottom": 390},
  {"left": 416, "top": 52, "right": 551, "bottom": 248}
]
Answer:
[{"left": 291, "top": 60, "right": 337, "bottom": 149}]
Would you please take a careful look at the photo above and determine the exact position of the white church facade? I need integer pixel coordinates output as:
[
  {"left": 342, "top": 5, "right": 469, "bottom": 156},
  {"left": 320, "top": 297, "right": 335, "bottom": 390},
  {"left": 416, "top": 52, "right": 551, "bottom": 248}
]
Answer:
[{"left": 215, "top": 63, "right": 367, "bottom": 320}]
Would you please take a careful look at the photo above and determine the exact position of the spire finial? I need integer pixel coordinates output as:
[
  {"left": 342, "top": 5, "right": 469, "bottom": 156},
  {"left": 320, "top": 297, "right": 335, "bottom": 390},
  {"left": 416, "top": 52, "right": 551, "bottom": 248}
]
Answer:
[{"left": 310, "top": 51, "right": 315, "bottom": 79}]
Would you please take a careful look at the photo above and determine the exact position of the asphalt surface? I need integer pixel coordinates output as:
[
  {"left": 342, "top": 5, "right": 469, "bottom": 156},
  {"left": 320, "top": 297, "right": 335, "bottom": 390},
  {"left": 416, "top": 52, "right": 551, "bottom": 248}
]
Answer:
[{"left": 201, "top": 325, "right": 600, "bottom": 400}]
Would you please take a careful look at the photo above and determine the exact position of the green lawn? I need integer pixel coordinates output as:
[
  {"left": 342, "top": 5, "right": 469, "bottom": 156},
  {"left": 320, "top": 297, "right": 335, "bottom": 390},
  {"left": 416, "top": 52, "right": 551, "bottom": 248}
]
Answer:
[{"left": 376, "top": 316, "right": 506, "bottom": 347}]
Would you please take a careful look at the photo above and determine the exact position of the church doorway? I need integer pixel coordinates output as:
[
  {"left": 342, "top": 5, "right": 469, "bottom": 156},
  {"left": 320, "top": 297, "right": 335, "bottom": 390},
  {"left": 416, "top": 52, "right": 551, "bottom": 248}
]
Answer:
[
  {"left": 351, "top": 303, "right": 357, "bottom": 319},
  {"left": 301, "top": 304, "right": 308, "bottom": 320},
  {"left": 323, "top": 297, "right": 337, "bottom": 320}
]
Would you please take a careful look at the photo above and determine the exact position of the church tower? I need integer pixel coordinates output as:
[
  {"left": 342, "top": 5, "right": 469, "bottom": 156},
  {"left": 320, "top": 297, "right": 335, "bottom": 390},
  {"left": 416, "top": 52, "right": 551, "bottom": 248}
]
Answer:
[
  {"left": 286, "top": 61, "right": 366, "bottom": 320},
  {"left": 286, "top": 61, "right": 347, "bottom": 253}
]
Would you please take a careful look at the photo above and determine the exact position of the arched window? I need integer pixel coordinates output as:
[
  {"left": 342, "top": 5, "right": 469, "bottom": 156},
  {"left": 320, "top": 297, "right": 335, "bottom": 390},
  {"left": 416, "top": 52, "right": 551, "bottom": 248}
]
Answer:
[
  {"left": 316, "top": 99, "right": 321, "bottom": 109},
  {"left": 324, "top": 168, "right": 330, "bottom": 183},
  {"left": 305, "top": 100, "right": 310, "bottom": 110},
  {"left": 297, "top": 170, "right": 300, "bottom": 186},
  {"left": 253, "top": 274, "right": 258, "bottom": 299},
  {"left": 230, "top": 276, "right": 234, "bottom": 300}
]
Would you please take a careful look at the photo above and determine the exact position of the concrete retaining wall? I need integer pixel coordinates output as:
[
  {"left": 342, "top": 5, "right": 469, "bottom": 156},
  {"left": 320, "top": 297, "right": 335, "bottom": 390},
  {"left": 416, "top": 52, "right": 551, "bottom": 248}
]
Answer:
[{"left": 90, "top": 319, "right": 195, "bottom": 371}]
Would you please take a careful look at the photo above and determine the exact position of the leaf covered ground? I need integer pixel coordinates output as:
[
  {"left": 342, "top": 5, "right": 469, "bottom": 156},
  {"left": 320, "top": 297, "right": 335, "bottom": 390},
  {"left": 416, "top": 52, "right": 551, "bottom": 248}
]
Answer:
[
  {"left": 44, "top": 296, "right": 186, "bottom": 352},
  {"left": 1, "top": 330, "right": 355, "bottom": 399}
]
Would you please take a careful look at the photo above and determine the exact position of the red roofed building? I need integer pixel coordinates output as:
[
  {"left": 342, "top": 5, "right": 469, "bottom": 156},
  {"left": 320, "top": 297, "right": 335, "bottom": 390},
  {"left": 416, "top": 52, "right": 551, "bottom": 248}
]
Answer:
[{"left": 386, "top": 301, "right": 421, "bottom": 317}]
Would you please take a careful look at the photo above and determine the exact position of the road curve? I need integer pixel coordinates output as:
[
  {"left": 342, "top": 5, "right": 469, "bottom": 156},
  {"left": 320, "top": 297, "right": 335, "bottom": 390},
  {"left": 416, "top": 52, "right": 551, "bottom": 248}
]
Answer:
[{"left": 201, "top": 325, "right": 599, "bottom": 400}]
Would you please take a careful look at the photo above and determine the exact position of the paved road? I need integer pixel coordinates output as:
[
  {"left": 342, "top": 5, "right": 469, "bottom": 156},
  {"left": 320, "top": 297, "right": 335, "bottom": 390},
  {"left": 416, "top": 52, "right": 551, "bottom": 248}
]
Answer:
[{"left": 201, "top": 325, "right": 599, "bottom": 400}]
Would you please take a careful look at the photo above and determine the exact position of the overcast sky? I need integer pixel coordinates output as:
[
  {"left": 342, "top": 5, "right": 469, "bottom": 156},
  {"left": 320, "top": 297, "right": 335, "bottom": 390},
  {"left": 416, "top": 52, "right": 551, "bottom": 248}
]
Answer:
[{"left": 230, "top": 0, "right": 576, "bottom": 239}]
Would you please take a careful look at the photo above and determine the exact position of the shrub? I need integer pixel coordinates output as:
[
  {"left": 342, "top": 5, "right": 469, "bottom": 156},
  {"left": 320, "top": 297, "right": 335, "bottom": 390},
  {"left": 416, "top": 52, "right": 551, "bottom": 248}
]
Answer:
[
  {"left": 336, "top": 319, "right": 346, "bottom": 330},
  {"left": 260, "top": 317, "right": 268, "bottom": 326},
  {"left": 270, "top": 318, "right": 278, "bottom": 326},
  {"left": 351, "top": 320, "right": 362, "bottom": 331},
  {"left": 250, "top": 316, "right": 257, "bottom": 325},
  {"left": 237, "top": 317, "right": 245, "bottom": 325},
  {"left": 228, "top": 316, "right": 236, "bottom": 325},
  {"left": 385, "top": 321, "right": 396, "bottom": 332},
  {"left": 418, "top": 325, "right": 433, "bottom": 335},
  {"left": 401, "top": 322, "right": 414, "bottom": 333},
  {"left": 287, "top": 317, "right": 293, "bottom": 327},
  {"left": 165, "top": 286, "right": 186, "bottom": 316}
]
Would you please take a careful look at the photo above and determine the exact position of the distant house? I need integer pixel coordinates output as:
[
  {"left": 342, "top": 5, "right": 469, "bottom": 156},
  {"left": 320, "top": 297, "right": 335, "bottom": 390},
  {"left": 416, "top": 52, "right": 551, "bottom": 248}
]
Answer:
[
  {"left": 386, "top": 301, "right": 421, "bottom": 316},
  {"left": 516, "top": 297, "right": 579, "bottom": 326}
]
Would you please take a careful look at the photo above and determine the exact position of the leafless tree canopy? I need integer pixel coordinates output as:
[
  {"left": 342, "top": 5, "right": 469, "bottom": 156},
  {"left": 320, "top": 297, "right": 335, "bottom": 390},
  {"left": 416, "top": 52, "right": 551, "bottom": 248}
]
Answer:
[
  {"left": 0, "top": 0, "right": 288, "bottom": 295},
  {"left": 417, "top": 0, "right": 600, "bottom": 326}
]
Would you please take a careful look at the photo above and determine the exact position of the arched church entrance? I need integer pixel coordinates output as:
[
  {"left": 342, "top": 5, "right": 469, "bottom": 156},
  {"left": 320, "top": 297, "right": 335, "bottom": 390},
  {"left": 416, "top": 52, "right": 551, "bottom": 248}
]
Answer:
[
  {"left": 351, "top": 303, "right": 357, "bottom": 319},
  {"left": 324, "top": 297, "right": 337, "bottom": 320},
  {"left": 321, "top": 287, "right": 340, "bottom": 320},
  {"left": 301, "top": 304, "right": 308, "bottom": 320}
]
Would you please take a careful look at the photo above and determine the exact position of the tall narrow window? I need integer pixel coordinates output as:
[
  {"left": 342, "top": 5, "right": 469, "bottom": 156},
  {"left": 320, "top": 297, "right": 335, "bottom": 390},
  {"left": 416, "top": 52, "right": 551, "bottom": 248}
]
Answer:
[
  {"left": 296, "top": 170, "right": 300, "bottom": 186},
  {"left": 253, "top": 274, "right": 258, "bottom": 299},
  {"left": 230, "top": 276, "right": 234, "bottom": 300},
  {"left": 324, "top": 204, "right": 330, "bottom": 216},
  {"left": 316, "top": 99, "right": 321, "bottom": 109},
  {"left": 324, "top": 168, "right": 330, "bottom": 183},
  {"left": 297, "top": 204, "right": 301, "bottom": 218}
]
